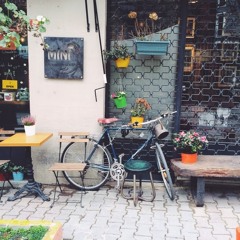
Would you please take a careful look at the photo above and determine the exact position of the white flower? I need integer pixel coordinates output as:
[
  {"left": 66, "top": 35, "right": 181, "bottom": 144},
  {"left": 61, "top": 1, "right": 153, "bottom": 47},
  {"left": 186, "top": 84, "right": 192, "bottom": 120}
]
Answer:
[{"left": 36, "top": 15, "right": 46, "bottom": 22}]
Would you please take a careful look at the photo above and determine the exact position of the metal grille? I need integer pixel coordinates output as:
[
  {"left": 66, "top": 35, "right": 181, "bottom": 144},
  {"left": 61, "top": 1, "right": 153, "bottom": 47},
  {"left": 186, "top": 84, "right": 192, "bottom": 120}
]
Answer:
[
  {"left": 182, "top": 0, "right": 240, "bottom": 155},
  {"left": 106, "top": 0, "right": 240, "bottom": 158}
]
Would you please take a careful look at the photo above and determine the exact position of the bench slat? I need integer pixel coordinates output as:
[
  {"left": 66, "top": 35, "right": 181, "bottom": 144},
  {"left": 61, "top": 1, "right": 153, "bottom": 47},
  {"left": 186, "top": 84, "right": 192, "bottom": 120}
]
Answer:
[{"left": 49, "top": 163, "right": 86, "bottom": 171}]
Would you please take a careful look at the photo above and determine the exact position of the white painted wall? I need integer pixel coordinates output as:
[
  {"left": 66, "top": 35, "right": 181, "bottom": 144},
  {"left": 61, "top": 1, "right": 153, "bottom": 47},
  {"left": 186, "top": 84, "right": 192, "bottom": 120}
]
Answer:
[{"left": 27, "top": 0, "right": 107, "bottom": 183}]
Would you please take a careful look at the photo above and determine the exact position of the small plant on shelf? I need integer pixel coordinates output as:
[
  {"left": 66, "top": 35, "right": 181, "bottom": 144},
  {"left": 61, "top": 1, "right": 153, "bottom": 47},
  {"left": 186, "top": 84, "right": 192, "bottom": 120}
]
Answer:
[{"left": 21, "top": 115, "right": 36, "bottom": 126}]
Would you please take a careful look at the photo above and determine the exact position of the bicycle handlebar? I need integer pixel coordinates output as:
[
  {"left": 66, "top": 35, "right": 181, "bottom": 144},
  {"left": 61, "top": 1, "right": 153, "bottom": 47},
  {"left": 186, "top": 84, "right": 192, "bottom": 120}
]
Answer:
[
  {"left": 121, "top": 111, "right": 177, "bottom": 128},
  {"left": 138, "top": 111, "right": 177, "bottom": 126}
]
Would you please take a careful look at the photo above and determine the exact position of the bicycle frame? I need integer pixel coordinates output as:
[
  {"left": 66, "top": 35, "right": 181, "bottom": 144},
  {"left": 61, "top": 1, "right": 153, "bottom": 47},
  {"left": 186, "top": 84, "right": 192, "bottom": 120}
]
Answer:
[
  {"left": 100, "top": 126, "right": 154, "bottom": 163},
  {"left": 87, "top": 111, "right": 176, "bottom": 170}
]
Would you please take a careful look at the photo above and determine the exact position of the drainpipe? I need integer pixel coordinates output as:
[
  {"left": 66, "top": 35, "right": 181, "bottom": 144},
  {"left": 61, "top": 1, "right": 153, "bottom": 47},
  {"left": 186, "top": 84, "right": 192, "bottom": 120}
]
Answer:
[{"left": 174, "top": 0, "right": 188, "bottom": 133}]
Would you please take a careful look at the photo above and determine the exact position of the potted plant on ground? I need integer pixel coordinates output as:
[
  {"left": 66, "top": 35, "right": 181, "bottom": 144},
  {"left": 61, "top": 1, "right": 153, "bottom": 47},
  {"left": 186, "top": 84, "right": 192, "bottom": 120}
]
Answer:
[
  {"left": 130, "top": 98, "right": 151, "bottom": 126},
  {"left": 9, "top": 164, "right": 25, "bottom": 181},
  {"left": 111, "top": 91, "right": 127, "bottom": 108},
  {"left": 128, "top": 11, "right": 169, "bottom": 55},
  {"left": 0, "top": 162, "right": 11, "bottom": 181},
  {"left": 103, "top": 42, "right": 134, "bottom": 68},
  {"left": 173, "top": 131, "right": 208, "bottom": 164},
  {"left": 21, "top": 115, "right": 36, "bottom": 136}
]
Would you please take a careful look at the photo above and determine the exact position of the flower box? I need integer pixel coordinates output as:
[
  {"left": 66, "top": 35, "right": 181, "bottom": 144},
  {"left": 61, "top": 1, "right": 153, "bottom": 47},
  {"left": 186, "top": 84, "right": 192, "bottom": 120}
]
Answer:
[
  {"left": 0, "top": 219, "right": 63, "bottom": 240},
  {"left": 135, "top": 40, "right": 170, "bottom": 55}
]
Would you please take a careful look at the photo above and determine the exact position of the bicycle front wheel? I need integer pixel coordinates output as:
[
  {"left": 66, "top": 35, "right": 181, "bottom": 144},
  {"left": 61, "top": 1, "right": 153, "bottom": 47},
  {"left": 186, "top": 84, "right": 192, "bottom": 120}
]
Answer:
[
  {"left": 155, "top": 143, "right": 175, "bottom": 200},
  {"left": 61, "top": 138, "right": 112, "bottom": 190}
]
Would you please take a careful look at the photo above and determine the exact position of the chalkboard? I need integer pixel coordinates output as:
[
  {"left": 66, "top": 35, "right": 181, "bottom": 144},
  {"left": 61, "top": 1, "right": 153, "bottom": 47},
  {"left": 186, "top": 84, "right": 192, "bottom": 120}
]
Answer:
[{"left": 44, "top": 37, "right": 84, "bottom": 79}]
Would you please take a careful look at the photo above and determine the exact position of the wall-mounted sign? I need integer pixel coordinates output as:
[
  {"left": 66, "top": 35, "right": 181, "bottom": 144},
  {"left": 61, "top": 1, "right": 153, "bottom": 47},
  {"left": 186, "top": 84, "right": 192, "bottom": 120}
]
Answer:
[
  {"left": 2, "top": 80, "right": 18, "bottom": 90},
  {"left": 44, "top": 37, "right": 84, "bottom": 79}
]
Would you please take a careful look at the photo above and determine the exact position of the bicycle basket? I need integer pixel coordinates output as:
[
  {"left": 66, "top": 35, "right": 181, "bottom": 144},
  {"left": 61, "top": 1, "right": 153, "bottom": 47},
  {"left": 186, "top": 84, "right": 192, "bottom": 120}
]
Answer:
[{"left": 154, "top": 123, "right": 169, "bottom": 140}]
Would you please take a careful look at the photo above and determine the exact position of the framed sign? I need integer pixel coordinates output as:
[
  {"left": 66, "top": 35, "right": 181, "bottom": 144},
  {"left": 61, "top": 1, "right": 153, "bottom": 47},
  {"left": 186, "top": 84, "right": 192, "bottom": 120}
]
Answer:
[
  {"left": 221, "top": 43, "right": 238, "bottom": 61},
  {"left": 218, "top": 66, "right": 237, "bottom": 87},
  {"left": 44, "top": 37, "right": 84, "bottom": 79},
  {"left": 186, "top": 17, "right": 195, "bottom": 38},
  {"left": 184, "top": 44, "right": 195, "bottom": 72}
]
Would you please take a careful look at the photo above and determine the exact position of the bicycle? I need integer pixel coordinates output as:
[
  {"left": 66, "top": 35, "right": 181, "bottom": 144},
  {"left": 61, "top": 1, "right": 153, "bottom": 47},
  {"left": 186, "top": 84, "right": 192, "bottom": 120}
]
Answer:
[{"left": 60, "top": 111, "right": 177, "bottom": 200}]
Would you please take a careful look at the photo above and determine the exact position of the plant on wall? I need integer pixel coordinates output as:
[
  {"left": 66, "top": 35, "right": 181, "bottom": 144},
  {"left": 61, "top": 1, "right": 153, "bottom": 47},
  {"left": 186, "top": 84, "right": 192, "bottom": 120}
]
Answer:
[
  {"left": 0, "top": 1, "right": 50, "bottom": 49},
  {"left": 128, "top": 11, "right": 167, "bottom": 41}
]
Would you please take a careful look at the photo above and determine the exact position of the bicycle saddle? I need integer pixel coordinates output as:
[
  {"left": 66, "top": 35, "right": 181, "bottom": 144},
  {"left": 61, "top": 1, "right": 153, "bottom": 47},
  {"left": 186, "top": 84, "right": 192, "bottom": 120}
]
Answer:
[{"left": 98, "top": 117, "right": 119, "bottom": 124}]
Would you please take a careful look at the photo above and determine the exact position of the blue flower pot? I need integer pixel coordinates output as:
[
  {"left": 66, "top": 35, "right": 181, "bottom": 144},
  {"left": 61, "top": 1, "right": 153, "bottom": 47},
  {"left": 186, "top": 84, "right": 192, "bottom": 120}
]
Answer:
[
  {"left": 135, "top": 40, "right": 170, "bottom": 55},
  {"left": 12, "top": 172, "right": 24, "bottom": 181}
]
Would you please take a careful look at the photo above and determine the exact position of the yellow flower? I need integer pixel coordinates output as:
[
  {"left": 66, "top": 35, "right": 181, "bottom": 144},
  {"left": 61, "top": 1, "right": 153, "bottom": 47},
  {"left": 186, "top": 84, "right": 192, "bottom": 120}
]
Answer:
[
  {"left": 149, "top": 12, "right": 158, "bottom": 21},
  {"left": 128, "top": 11, "right": 137, "bottom": 19}
]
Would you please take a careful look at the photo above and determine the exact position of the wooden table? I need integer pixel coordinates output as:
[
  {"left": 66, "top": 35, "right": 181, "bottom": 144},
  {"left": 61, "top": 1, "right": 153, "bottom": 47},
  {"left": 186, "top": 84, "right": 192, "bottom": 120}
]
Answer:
[
  {"left": 171, "top": 155, "right": 240, "bottom": 206},
  {"left": 0, "top": 133, "right": 53, "bottom": 201}
]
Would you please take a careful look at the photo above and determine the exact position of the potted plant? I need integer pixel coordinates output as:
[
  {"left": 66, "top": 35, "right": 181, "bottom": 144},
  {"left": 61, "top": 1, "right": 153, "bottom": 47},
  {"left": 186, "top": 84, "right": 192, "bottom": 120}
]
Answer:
[
  {"left": 9, "top": 164, "right": 25, "bottom": 181},
  {"left": 128, "top": 11, "right": 169, "bottom": 55},
  {"left": 173, "top": 131, "right": 208, "bottom": 164},
  {"left": 0, "top": 162, "right": 11, "bottom": 181},
  {"left": 21, "top": 115, "right": 36, "bottom": 136},
  {"left": 111, "top": 91, "right": 127, "bottom": 108},
  {"left": 130, "top": 98, "right": 151, "bottom": 126},
  {"left": 103, "top": 42, "right": 134, "bottom": 68},
  {"left": 0, "top": 1, "right": 50, "bottom": 49}
]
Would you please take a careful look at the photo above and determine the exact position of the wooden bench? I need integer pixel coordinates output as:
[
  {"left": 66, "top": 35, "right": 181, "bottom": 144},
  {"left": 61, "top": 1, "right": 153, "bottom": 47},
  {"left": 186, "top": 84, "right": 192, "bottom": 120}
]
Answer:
[{"left": 171, "top": 155, "right": 240, "bottom": 207}]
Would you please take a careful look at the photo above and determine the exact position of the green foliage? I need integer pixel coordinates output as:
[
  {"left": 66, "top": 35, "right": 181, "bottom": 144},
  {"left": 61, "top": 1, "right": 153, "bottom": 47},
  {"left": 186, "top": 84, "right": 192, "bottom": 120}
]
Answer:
[
  {"left": 0, "top": 163, "right": 9, "bottom": 173},
  {"left": 0, "top": 1, "right": 50, "bottom": 49},
  {"left": 0, "top": 225, "right": 48, "bottom": 240},
  {"left": 103, "top": 42, "right": 134, "bottom": 60},
  {"left": 173, "top": 131, "right": 208, "bottom": 153},
  {"left": 9, "top": 163, "right": 25, "bottom": 173}
]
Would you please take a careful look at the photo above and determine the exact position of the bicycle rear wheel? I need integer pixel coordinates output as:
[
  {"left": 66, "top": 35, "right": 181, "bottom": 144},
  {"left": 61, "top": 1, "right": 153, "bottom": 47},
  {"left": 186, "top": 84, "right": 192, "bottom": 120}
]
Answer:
[
  {"left": 155, "top": 143, "right": 175, "bottom": 200},
  {"left": 61, "top": 138, "right": 112, "bottom": 190}
]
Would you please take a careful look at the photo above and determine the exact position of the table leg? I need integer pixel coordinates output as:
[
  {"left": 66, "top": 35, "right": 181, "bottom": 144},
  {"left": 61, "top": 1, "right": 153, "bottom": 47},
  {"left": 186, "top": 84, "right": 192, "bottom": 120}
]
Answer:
[
  {"left": 8, "top": 147, "right": 50, "bottom": 201},
  {"left": 190, "top": 177, "right": 205, "bottom": 207}
]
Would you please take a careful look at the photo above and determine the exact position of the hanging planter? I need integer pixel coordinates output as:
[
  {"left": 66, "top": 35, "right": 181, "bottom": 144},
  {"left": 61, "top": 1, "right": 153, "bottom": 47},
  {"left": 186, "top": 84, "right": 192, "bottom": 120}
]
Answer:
[
  {"left": 135, "top": 40, "right": 170, "bottom": 55},
  {"left": 115, "top": 57, "right": 130, "bottom": 68},
  {"left": 111, "top": 91, "right": 127, "bottom": 109},
  {"left": 113, "top": 96, "right": 127, "bottom": 108}
]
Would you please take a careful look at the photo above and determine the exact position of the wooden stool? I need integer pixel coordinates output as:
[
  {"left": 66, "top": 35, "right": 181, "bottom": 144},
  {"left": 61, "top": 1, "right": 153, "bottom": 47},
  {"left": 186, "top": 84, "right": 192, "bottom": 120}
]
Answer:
[{"left": 121, "top": 159, "right": 156, "bottom": 206}]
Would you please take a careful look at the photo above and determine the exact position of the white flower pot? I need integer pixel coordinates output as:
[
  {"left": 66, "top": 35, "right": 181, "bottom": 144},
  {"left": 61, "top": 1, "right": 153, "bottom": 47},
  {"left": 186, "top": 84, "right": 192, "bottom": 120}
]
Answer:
[{"left": 24, "top": 125, "right": 36, "bottom": 136}]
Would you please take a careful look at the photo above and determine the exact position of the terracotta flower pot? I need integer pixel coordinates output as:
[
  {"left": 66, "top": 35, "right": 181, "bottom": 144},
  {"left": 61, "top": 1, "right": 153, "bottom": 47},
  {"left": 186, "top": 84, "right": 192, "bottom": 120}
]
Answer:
[{"left": 181, "top": 153, "right": 198, "bottom": 164}]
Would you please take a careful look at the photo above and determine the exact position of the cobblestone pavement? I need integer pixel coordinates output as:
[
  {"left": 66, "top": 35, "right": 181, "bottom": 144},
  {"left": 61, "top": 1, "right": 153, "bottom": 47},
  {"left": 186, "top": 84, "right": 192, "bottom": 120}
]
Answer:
[{"left": 0, "top": 181, "right": 240, "bottom": 240}]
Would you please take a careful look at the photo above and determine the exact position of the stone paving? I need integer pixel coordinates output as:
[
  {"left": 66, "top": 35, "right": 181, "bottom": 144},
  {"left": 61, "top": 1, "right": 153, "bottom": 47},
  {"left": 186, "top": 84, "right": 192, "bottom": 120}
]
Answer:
[{"left": 0, "top": 181, "right": 240, "bottom": 240}]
